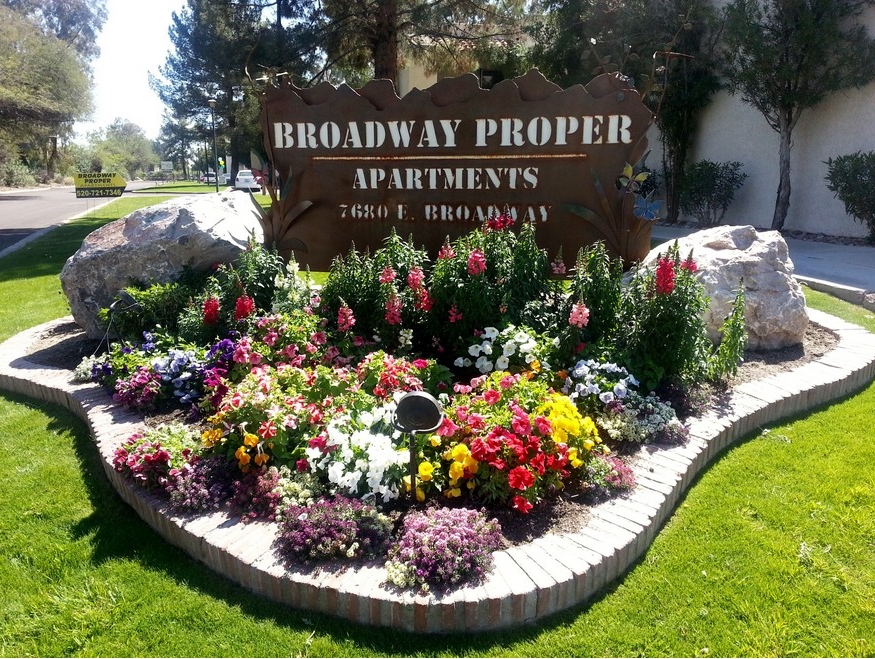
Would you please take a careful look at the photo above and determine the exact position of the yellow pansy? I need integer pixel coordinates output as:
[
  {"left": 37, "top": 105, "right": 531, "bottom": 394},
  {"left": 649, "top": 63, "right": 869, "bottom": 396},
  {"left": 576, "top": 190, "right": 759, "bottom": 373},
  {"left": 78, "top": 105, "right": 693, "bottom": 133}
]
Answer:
[
  {"left": 243, "top": 432, "right": 259, "bottom": 447},
  {"left": 429, "top": 435, "right": 442, "bottom": 447},
  {"left": 451, "top": 443, "right": 470, "bottom": 461},
  {"left": 254, "top": 452, "right": 269, "bottom": 466},
  {"left": 463, "top": 455, "right": 479, "bottom": 473},
  {"left": 418, "top": 461, "right": 434, "bottom": 482},
  {"left": 449, "top": 461, "right": 465, "bottom": 481},
  {"left": 235, "top": 445, "right": 251, "bottom": 466}
]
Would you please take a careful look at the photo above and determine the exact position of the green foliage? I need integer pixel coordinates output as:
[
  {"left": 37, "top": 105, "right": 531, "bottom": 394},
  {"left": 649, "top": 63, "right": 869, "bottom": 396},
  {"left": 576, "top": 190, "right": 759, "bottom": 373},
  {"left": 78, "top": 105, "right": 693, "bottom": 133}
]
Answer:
[
  {"left": 614, "top": 245, "right": 711, "bottom": 391},
  {"left": 679, "top": 160, "right": 748, "bottom": 227},
  {"left": 825, "top": 151, "right": 875, "bottom": 242},
  {"left": 567, "top": 241, "right": 623, "bottom": 351},
  {"left": 707, "top": 284, "right": 747, "bottom": 381},
  {"left": 100, "top": 271, "right": 209, "bottom": 344},
  {"left": 1, "top": 161, "right": 36, "bottom": 187}
]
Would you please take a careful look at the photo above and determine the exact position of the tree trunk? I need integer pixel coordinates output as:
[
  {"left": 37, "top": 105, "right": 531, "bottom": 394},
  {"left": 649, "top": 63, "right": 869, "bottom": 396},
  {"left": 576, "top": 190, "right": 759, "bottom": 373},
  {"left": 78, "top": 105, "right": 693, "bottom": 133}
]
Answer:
[
  {"left": 771, "top": 116, "right": 793, "bottom": 230},
  {"left": 371, "top": 0, "right": 399, "bottom": 84}
]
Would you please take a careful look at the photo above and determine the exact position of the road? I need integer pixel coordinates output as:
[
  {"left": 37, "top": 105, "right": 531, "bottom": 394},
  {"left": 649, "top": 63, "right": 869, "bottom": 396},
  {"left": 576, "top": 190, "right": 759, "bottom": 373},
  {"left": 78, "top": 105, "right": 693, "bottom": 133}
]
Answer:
[{"left": 0, "top": 181, "right": 154, "bottom": 256}]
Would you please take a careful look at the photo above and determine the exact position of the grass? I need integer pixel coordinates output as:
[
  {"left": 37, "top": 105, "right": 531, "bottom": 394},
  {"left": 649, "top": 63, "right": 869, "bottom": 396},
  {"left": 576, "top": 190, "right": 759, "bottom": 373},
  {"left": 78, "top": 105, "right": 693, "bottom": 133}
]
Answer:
[{"left": 0, "top": 200, "right": 873, "bottom": 656}]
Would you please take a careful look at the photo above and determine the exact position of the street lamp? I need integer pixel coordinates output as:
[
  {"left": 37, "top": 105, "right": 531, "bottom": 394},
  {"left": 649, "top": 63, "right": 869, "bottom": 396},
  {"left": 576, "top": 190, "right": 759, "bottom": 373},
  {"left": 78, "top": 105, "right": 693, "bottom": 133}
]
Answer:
[{"left": 207, "top": 98, "right": 219, "bottom": 193}]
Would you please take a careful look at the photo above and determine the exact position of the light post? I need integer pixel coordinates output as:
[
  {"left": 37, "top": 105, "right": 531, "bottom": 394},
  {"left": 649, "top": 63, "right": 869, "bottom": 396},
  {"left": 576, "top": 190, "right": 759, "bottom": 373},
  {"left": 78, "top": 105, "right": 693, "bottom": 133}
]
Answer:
[{"left": 207, "top": 98, "right": 219, "bottom": 193}]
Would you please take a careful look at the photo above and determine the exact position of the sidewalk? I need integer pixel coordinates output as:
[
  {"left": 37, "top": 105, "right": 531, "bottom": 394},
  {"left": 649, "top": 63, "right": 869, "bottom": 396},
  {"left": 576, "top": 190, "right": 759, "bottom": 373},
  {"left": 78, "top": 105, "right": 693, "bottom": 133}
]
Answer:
[{"left": 652, "top": 224, "right": 875, "bottom": 311}]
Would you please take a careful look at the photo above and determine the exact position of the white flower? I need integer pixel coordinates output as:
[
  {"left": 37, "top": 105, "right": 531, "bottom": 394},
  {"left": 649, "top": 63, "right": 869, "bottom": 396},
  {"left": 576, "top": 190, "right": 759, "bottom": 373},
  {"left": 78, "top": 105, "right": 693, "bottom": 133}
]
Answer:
[
  {"left": 614, "top": 382, "right": 628, "bottom": 398},
  {"left": 484, "top": 326, "right": 499, "bottom": 340},
  {"left": 480, "top": 341, "right": 493, "bottom": 355},
  {"left": 599, "top": 391, "right": 615, "bottom": 404},
  {"left": 454, "top": 356, "right": 472, "bottom": 368},
  {"left": 513, "top": 330, "right": 530, "bottom": 344},
  {"left": 468, "top": 344, "right": 481, "bottom": 357},
  {"left": 475, "top": 355, "right": 494, "bottom": 373},
  {"left": 503, "top": 341, "right": 518, "bottom": 357},
  {"left": 520, "top": 339, "right": 537, "bottom": 354},
  {"left": 495, "top": 355, "right": 510, "bottom": 370}
]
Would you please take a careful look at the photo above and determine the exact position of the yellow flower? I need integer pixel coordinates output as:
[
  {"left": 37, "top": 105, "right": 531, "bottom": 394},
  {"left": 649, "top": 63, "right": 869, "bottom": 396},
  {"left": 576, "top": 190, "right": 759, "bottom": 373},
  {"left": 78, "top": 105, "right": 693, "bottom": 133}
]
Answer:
[
  {"left": 450, "top": 443, "right": 470, "bottom": 461},
  {"left": 254, "top": 452, "right": 269, "bottom": 466},
  {"left": 583, "top": 438, "right": 595, "bottom": 451},
  {"left": 444, "top": 487, "right": 462, "bottom": 499},
  {"left": 235, "top": 445, "right": 251, "bottom": 466},
  {"left": 530, "top": 359, "right": 541, "bottom": 373},
  {"left": 418, "top": 461, "right": 434, "bottom": 482},
  {"left": 429, "top": 435, "right": 442, "bottom": 447},
  {"left": 244, "top": 432, "right": 259, "bottom": 447},
  {"left": 448, "top": 461, "right": 465, "bottom": 481},
  {"left": 463, "top": 455, "right": 479, "bottom": 474},
  {"left": 415, "top": 487, "right": 425, "bottom": 502},
  {"left": 201, "top": 427, "right": 223, "bottom": 447},
  {"left": 568, "top": 447, "right": 584, "bottom": 469},
  {"left": 467, "top": 479, "right": 476, "bottom": 490}
]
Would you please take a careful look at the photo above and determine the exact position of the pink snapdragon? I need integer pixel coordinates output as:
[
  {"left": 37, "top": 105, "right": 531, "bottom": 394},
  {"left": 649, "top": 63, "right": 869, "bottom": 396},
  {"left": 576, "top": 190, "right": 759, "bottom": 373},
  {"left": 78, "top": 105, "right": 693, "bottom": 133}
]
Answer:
[
  {"left": 467, "top": 248, "right": 487, "bottom": 275},
  {"left": 569, "top": 302, "right": 590, "bottom": 328}
]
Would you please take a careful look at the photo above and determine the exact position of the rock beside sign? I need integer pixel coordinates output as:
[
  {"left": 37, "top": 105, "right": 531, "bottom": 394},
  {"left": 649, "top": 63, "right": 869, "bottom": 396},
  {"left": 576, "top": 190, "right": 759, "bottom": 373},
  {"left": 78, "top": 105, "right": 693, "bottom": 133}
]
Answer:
[
  {"left": 644, "top": 225, "right": 808, "bottom": 350},
  {"left": 60, "top": 193, "right": 263, "bottom": 339}
]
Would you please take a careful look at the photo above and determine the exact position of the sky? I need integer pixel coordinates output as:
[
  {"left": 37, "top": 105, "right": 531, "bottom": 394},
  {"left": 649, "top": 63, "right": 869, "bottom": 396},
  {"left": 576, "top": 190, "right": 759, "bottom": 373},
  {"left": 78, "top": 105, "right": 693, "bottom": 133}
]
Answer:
[{"left": 74, "top": 0, "right": 186, "bottom": 142}]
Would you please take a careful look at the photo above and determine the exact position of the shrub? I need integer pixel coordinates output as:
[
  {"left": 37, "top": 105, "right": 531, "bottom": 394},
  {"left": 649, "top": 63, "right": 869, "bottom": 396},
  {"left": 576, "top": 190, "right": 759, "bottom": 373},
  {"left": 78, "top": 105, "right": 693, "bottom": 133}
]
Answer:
[
  {"left": 384, "top": 506, "right": 503, "bottom": 592},
  {"left": 274, "top": 495, "right": 393, "bottom": 563},
  {"left": 1, "top": 161, "right": 36, "bottom": 187},
  {"left": 825, "top": 151, "right": 875, "bottom": 242},
  {"left": 679, "top": 160, "right": 747, "bottom": 227}
]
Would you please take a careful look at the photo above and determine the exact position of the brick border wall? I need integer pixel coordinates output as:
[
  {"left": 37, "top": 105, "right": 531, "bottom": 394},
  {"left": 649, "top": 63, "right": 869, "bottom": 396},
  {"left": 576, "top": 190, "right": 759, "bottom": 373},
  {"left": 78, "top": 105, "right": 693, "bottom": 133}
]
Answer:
[{"left": 2, "top": 309, "right": 874, "bottom": 633}]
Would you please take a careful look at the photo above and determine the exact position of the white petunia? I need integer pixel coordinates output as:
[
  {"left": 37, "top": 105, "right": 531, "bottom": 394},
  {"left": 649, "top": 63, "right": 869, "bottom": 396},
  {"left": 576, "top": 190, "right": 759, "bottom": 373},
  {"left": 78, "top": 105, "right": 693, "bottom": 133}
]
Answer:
[
  {"left": 475, "top": 355, "right": 494, "bottom": 373},
  {"left": 495, "top": 355, "right": 510, "bottom": 370},
  {"left": 484, "top": 326, "right": 499, "bottom": 340},
  {"left": 468, "top": 344, "right": 482, "bottom": 357}
]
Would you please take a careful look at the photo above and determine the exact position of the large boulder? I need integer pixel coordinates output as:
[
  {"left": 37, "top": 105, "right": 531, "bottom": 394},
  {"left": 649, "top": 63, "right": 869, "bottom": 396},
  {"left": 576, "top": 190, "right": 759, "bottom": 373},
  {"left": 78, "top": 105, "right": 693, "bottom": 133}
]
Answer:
[
  {"left": 643, "top": 225, "right": 808, "bottom": 350},
  {"left": 61, "top": 193, "right": 264, "bottom": 339}
]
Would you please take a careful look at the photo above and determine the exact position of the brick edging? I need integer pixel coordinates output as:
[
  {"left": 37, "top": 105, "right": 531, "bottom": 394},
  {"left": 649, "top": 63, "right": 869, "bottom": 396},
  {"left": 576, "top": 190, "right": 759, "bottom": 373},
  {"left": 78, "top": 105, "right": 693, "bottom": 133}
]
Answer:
[{"left": 2, "top": 309, "right": 874, "bottom": 633}]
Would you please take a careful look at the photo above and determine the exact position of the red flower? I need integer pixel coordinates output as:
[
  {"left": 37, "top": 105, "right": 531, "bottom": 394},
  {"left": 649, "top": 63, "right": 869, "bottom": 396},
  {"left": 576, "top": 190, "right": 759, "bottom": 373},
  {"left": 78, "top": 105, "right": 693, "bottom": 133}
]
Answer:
[
  {"left": 406, "top": 266, "right": 425, "bottom": 290},
  {"left": 512, "top": 495, "right": 533, "bottom": 513},
  {"left": 655, "top": 257, "right": 676, "bottom": 295},
  {"left": 681, "top": 257, "right": 698, "bottom": 273},
  {"left": 508, "top": 465, "right": 535, "bottom": 490},
  {"left": 234, "top": 295, "right": 255, "bottom": 320},
  {"left": 202, "top": 297, "right": 220, "bottom": 325}
]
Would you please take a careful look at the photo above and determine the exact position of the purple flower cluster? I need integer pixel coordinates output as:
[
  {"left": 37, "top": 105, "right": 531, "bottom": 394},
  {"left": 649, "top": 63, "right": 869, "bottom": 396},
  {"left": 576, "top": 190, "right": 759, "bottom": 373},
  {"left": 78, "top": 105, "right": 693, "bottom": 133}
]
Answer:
[
  {"left": 167, "top": 455, "right": 236, "bottom": 513},
  {"left": 231, "top": 466, "right": 284, "bottom": 522},
  {"left": 112, "top": 366, "right": 162, "bottom": 409},
  {"left": 152, "top": 348, "right": 206, "bottom": 405},
  {"left": 384, "top": 507, "right": 502, "bottom": 592},
  {"left": 583, "top": 454, "right": 636, "bottom": 499},
  {"left": 275, "top": 496, "right": 392, "bottom": 564}
]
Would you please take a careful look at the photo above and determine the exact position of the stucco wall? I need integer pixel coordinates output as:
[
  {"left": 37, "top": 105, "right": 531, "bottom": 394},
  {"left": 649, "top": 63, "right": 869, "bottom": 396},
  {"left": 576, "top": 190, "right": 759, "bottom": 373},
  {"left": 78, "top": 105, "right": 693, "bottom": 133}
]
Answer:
[{"left": 683, "top": 5, "right": 875, "bottom": 237}]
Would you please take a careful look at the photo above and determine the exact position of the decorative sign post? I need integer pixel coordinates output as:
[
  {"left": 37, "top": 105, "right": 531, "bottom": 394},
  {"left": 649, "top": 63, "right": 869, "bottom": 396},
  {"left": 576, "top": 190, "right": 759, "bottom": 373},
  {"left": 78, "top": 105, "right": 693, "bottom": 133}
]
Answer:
[
  {"left": 73, "top": 172, "right": 127, "bottom": 199},
  {"left": 259, "top": 70, "right": 654, "bottom": 270}
]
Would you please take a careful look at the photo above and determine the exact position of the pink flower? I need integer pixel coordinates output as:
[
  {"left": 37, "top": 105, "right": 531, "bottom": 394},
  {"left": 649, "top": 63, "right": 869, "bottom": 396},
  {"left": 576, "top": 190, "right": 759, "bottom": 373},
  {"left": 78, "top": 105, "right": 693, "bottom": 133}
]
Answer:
[
  {"left": 436, "top": 416, "right": 459, "bottom": 437},
  {"left": 406, "top": 266, "right": 425, "bottom": 290},
  {"left": 337, "top": 304, "right": 356, "bottom": 331},
  {"left": 296, "top": 458, "right": 309, "bottom": 472},
  {"left": 310, "top": 331, "right": 327, "bottom": 345},
  {"left": 486, "top": 213, "right": 514, "bottom": 231},
  {"left": 483, "top": 389, "right": 501, "bottom": 405},
  {"left": 569, "top": 302, "right": 590, "bottom": 328},
  {"left": 263, "top": 329, "right": 279, "bottom": 347},
  {"left": 385, "top": 294, "right": 402, "bottom": 325},
  {"left": 258, "top": 419, "right": 277, "bottom": 439},
  {"left": 655, "top": 257, "right": 676, "bottom": 295},
  {"left": 414, "top": 287, "right": 433, "bottom": 311},
  {"left": 438, "top": 241, "right": 455, "bottom": 260},
  {"left": 448, "top": 304, "right": 463, "bottom": 323},
  {"left": 467, "top": 248, "right": 487, "bottom": 275},
  {"left": 379, "top": 266, "right": 396, "bottom": 284}
]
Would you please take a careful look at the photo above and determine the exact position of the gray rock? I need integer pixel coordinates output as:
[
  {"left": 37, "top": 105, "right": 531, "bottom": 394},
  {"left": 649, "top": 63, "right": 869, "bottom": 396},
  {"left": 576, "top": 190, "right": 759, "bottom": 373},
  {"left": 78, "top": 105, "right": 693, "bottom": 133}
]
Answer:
[
  {"left": 60, "top": 193, "right": 263, "bottom": 339},
  {"left": 643, "top": 225, "right": 808, "bottom": 350}
]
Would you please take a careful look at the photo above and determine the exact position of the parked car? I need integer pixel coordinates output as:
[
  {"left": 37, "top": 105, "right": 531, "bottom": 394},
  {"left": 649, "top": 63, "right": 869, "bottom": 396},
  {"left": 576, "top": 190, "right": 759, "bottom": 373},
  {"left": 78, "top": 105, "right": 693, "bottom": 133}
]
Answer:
[
  {"left": 234, "top": 169, "right": 260, "bottom": 192},
  {"left": 202, "top": 172, "right": 217, "bottom": 184}
]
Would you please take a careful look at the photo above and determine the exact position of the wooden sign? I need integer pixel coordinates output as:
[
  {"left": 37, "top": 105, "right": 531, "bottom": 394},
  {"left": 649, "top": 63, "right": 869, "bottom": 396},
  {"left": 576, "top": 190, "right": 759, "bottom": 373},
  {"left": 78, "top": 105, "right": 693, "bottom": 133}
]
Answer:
[{"left": 259, "top": 70, "right": 653, "bottom": 270}]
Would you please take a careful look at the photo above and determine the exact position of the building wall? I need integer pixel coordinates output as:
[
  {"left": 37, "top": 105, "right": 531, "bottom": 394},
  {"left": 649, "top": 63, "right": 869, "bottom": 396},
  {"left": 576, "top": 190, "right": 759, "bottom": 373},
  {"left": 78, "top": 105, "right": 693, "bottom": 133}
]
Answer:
[{"left": 683, "top": 5, "right": 875, "bottom": 237}]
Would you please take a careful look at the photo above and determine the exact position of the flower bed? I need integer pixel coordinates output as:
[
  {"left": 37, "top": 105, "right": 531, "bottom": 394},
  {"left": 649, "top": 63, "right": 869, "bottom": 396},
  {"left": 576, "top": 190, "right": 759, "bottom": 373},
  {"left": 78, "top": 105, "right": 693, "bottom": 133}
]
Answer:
[{"left": 77, "top": 215, "right": 746, "bottom": 593}]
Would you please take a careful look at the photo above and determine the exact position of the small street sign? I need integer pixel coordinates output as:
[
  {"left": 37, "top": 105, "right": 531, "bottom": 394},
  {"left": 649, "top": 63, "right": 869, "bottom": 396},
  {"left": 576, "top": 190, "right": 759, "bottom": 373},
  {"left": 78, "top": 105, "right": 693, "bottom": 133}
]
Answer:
[{"left": 73, "top": 172, "right": 127, "bottom": 198}]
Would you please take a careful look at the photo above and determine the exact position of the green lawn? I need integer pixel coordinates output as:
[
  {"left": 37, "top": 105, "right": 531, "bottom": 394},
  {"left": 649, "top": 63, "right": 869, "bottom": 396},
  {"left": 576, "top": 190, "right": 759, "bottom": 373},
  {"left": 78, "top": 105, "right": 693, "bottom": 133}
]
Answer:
[
  {"left": 0, "top": 198, "right": 873, "bottom": 656},
  {"left": 134, "top": 182, "right": 230, "bottom": 194}
]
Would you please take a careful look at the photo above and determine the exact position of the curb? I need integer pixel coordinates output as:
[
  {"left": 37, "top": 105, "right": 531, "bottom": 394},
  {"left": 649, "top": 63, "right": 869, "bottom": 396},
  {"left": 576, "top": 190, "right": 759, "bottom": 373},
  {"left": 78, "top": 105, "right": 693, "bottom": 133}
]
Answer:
[{"left": 2, "top": 310, "right": 874, "bottom": 633}]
